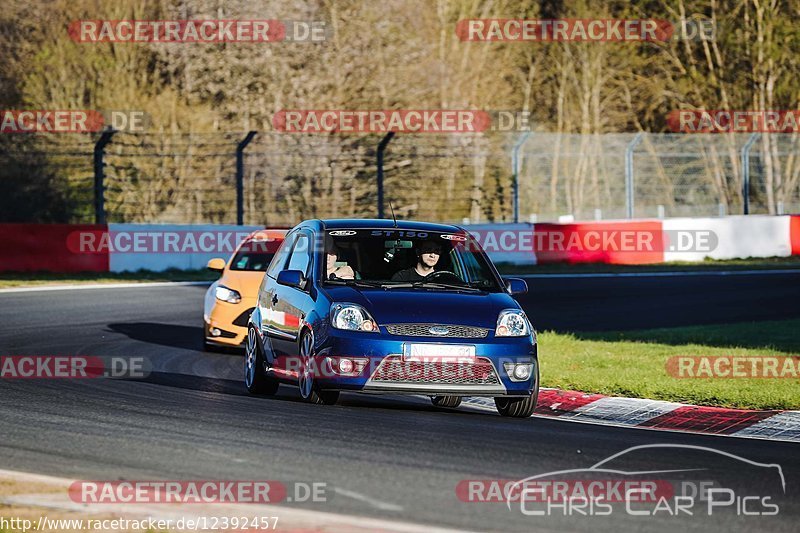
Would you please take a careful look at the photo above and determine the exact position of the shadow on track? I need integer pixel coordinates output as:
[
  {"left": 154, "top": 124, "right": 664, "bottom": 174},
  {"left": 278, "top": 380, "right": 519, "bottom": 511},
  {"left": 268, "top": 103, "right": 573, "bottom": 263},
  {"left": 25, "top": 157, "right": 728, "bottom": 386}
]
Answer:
[
  {"left": 516, "top": 273, "right": 800, "bottom": 332},
  {"left": 107, "top": 322, "right": 203, "bottom": 350},
  {"left": 107, "top": 321, "right": 244, "bottom": 354},
  {"left": 133, "top": 372, "right": 486, "bottom": 416}
]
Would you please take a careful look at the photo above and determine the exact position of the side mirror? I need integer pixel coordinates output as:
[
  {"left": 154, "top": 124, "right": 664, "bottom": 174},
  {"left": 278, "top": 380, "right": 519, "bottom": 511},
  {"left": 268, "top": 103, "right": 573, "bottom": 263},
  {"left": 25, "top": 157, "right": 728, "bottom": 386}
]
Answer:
[
  {"left": 207, "top": 258, "right": 226, "bottom": 272},
  {"left": 504, "top": 277, "right": 528, "bottom": 295},
  {"left": 277, "top": 269, "right": 306, "bottom": 290}
]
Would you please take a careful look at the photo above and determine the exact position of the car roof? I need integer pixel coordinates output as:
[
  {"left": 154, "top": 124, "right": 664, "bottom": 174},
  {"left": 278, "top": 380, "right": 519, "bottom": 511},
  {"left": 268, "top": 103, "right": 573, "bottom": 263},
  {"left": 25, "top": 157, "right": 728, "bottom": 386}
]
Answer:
[
  {"left": 313, "top": 219, "right": 463, "bottom": 233},
  {"left": 243, "top": 229, "right": 287, "bottom": 241}
]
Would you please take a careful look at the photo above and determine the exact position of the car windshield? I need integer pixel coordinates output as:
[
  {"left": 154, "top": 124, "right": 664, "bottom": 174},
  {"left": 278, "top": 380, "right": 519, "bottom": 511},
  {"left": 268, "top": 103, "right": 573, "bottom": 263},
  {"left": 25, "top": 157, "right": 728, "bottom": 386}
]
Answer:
[
  {"left": 230, "top": 250, "right": 276, "bottom": 271},
  {"left": 321, "top": 229, "right": 503, "bottom": 291}
]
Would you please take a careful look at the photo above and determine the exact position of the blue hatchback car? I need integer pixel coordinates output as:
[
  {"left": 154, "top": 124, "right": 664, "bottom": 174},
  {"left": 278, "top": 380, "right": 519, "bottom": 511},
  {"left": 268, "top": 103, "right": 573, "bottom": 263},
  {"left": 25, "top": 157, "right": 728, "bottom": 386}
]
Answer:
[{"left": 245, "top": 219, "right": 538, "bottom": 417}]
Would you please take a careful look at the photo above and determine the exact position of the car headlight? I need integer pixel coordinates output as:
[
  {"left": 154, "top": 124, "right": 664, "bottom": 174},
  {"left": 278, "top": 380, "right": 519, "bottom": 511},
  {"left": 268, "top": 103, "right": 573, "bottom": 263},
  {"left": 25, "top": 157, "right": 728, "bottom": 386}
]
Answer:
[
  {"left": 495, "top": 309, "right": 530, "bottom": 337},
  {"left": 330, "top": 303, "right": 378, "bottom": 332},
  {"left": 215, "top": 285, "right": 241, "bottom": 304}
]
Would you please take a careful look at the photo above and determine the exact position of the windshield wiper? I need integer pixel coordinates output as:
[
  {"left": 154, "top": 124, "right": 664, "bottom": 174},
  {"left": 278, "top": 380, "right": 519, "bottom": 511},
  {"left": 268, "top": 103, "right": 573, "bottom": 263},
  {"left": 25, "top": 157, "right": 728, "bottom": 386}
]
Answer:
[
  {"left": 324, "top": 279, "right": 384, "bottom": 288},
  {"left": 382, "top": 281, "right": 482, "bottom": 292},
  {"left": 327, "top": 279, "right": 486, "bottom": 292},
  {"left": 416, "top": 281, "right": 482, "bottom": 292}
]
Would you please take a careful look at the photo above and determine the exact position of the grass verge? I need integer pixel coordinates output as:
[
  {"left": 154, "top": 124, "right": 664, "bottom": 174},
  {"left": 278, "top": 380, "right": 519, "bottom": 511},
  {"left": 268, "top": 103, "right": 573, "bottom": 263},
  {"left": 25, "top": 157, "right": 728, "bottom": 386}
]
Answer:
[{"left": 540, "top": 318, "right": 800, "bottom": 410}]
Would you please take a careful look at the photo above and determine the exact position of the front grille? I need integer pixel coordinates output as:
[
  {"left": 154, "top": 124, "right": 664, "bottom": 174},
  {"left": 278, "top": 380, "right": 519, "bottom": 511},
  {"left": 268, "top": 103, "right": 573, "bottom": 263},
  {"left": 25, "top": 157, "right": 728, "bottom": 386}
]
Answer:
[
  {"left": 371, "top": 356, "right": 499, "bottom": 385},
  {"left": 385, "top": 323, "right": 489, "bottom": 338},
  {"left": 232, "top": 307, "right": 255, "bottom": 327}
]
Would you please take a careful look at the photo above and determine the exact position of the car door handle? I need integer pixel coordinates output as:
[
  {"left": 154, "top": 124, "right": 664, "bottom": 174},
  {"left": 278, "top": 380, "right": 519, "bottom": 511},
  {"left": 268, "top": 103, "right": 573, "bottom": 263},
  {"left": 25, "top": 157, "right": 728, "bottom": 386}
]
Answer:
[{"left": 271, "top": 294, "right": 278, "bottom": 305}]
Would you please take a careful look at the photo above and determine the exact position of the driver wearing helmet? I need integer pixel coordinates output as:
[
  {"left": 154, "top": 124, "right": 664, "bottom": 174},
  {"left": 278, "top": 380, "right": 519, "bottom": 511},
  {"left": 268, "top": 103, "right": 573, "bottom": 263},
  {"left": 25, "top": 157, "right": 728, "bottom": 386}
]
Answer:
[{"left": 391, "top": 240, "right": 442, "bottom": 281}]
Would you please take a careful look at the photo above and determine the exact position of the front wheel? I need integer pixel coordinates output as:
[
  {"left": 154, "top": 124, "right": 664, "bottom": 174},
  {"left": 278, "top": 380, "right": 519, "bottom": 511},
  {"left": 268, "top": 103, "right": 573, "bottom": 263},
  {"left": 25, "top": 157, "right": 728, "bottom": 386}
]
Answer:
[
  {"left": 495, "top": 363, "right": 539, "bottom": 418},
  {"left": 298, "top": 330, "right": 339, "bottom": 405},
  {"left": 431, "top": 395, "right": 462, "bottom": 408},
  {"left": 244, "top": 327, "right": 279, "bottom": 395}
]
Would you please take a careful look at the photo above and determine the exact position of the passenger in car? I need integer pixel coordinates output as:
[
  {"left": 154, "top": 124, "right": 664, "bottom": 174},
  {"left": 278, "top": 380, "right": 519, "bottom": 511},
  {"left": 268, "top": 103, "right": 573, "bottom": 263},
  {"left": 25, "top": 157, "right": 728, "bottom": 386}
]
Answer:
[
  {"left": 391, "top": 240, "right": 441, "bottom": 281},
  {"left": 326, "top": 240, "right": 356, "bottom": 280}
]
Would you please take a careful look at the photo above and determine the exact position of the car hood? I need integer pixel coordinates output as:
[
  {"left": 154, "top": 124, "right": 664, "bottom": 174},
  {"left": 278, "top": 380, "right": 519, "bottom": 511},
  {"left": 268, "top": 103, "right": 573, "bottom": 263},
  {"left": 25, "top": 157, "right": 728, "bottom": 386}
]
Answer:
[
  {"left": 219, "top": 269, "right": 265, "bottom": 300},
  {"left": 321, "top": 286, "right": 517, "bottom": 328}
]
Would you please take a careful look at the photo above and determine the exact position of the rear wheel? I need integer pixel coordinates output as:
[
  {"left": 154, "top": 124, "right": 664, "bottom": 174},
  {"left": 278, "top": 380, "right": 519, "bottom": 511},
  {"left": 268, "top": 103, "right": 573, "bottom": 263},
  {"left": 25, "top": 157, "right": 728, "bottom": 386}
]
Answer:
[
  {"left": 495, "top": 362, "right": 539, "bottom": 418},
  {"left": 431, "top": 395, "right": 462, "bottom": 408},
  {"left": 244, "top": 327, "right": 279, "bottom": 395},
  {"left": 298, "top": 330, "right": 339, "bottom": 405}
]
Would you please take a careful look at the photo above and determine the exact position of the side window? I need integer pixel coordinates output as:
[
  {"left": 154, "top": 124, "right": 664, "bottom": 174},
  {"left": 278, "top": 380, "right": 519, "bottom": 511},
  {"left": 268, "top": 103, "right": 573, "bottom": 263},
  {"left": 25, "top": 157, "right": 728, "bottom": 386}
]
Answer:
[
  {"left": 286, "top": 234, "right": 311, "bottom": 276},
  {"left": 458, "top": 245, "right": 482, "bottom": 282},
  {"left": 451, "top": 248, "right": 465, "bottom": 280},
  {"left": 266, "top": 233, "right": 296, "bottom": 279}
]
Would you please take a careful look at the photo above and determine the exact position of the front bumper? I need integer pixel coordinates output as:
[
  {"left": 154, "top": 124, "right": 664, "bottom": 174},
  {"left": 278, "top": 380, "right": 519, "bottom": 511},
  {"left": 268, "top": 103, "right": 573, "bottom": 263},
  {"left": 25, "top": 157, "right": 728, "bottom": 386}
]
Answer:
[
  {"left": 314, "top": 329, "right": 537, "bottom": 396},
  {"left": 205, "top": 299, "right": 256, "bottom": 346}
]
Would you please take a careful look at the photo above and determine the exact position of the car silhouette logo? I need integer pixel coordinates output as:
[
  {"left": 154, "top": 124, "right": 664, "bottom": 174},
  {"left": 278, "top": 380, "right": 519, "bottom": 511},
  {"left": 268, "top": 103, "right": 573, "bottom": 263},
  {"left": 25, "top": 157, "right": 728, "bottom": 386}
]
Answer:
[{"left": 429, "top": 326, "right": 450, "bottom": 336}]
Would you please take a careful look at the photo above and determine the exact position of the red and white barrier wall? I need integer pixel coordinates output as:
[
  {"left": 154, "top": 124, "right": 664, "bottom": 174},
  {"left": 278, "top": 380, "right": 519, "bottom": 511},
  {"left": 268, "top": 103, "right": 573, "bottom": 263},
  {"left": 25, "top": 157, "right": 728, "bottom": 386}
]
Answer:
[
  {"left": 662, "top": 216, "right": 794, "bottom": 262},
  {"left": 105, "top": 224, "right": 265, "bottom": 272},
  {"left": 0, "top": 224, "right": 110, "bottom": 272},
  {"left": 1, "top": 216, "right": 799, "bottom": 272},
  {"left": 0, "top": 224, "right": 266, "bottom": 273},
  {"left": 467, "top": 215, "right": 800, "bottom": 265}
]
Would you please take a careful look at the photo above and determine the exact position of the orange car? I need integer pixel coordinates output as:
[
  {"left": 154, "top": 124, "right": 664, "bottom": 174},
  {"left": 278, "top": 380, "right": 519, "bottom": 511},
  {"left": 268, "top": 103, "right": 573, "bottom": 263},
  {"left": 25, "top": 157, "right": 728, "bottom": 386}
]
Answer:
[{"left": 203, "top": 229, "right": 286, "bottom": 350}]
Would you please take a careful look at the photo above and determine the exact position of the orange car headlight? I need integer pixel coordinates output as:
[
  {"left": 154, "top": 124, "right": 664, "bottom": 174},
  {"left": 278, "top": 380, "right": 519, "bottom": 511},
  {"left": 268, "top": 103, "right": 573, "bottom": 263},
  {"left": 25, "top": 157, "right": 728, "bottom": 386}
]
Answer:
[{"left": 215, "top": 285, "right": 242, "bottom": 304}]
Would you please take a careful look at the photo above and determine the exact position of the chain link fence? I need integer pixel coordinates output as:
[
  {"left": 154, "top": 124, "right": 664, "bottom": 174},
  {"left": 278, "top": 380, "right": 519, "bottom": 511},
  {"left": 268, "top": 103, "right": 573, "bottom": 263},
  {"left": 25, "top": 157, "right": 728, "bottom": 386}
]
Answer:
[
  {"left": 243, "top": 133, "right": 512, "bottom": 226},
  {"left": 2, "top": 131, "right": 799, "bottom": 224},
  {"left": 0, "top": 134, "right": 96, "bottom": 222},
  {"left": 516, "top": 133, "right": 800, "bottom": 221}
]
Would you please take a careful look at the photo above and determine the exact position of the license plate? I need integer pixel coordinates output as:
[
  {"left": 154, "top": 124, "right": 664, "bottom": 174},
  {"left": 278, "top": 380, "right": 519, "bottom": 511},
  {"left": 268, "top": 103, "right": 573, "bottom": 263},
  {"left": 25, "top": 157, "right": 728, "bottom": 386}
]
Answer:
[{"left": 403, "top": 343, "right": 476, "bottom": 362}]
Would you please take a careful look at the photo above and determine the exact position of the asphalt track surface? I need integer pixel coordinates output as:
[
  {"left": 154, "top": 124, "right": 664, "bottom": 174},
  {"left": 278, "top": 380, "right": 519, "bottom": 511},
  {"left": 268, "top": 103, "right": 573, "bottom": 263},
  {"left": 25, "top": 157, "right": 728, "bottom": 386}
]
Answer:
[{"left": 1, "top": 272, "right": 799, "bottom": 532}]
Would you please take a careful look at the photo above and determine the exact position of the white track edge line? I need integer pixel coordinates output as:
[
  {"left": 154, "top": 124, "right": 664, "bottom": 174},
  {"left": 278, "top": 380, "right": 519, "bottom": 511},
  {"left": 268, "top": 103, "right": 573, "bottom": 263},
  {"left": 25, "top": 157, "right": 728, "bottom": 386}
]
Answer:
[{"left": 0, "top": 281, "right": 212, "bottom": 293}]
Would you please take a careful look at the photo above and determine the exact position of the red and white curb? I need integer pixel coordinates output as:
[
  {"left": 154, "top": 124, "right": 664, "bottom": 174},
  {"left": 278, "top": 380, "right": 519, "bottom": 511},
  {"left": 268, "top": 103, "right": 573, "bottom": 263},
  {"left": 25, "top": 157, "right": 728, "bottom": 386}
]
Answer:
[{"left": 462, "top": 389, "right": 800, "bottom": 443}]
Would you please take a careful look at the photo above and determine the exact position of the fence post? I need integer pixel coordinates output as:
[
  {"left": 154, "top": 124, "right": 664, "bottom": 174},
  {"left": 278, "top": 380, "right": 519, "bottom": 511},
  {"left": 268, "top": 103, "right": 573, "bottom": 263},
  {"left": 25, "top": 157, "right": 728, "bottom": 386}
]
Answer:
[
  {"left": 377, "top": 132, "right": 395, "bottom": 219},
  {"left": 625, "top": 132, "right": 643, "bottom": 219},
  {"left": 236, "top": 131, "right": 258, "bottom": 225},
  {"left": 511, "top": 132, "right": 531, "bottom": 223},
  {"left": 741, "top": 133, "right": 759, "bottom": 215},
  {"left": 93, "top": 128, "right": 116, "bottom": 224}
]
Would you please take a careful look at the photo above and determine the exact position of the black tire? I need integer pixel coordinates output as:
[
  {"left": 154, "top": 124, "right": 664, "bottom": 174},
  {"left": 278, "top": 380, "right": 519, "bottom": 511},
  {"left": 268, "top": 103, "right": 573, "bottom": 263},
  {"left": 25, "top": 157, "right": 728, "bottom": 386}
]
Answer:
[
  {"left": 202, "top": 324, "right": 212, "bottom": 352},
  {"left": 495, "top": 362, "right": 539, "bottom": 418},
  {"left": 431, "top": 395, "right": 462, "bottom": 408},
  {"left": 298, "top": 330, "right": 339, "bottom": 405},
  {"left": 244, "top": 327, "right": 279, "bottom": 395}
]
